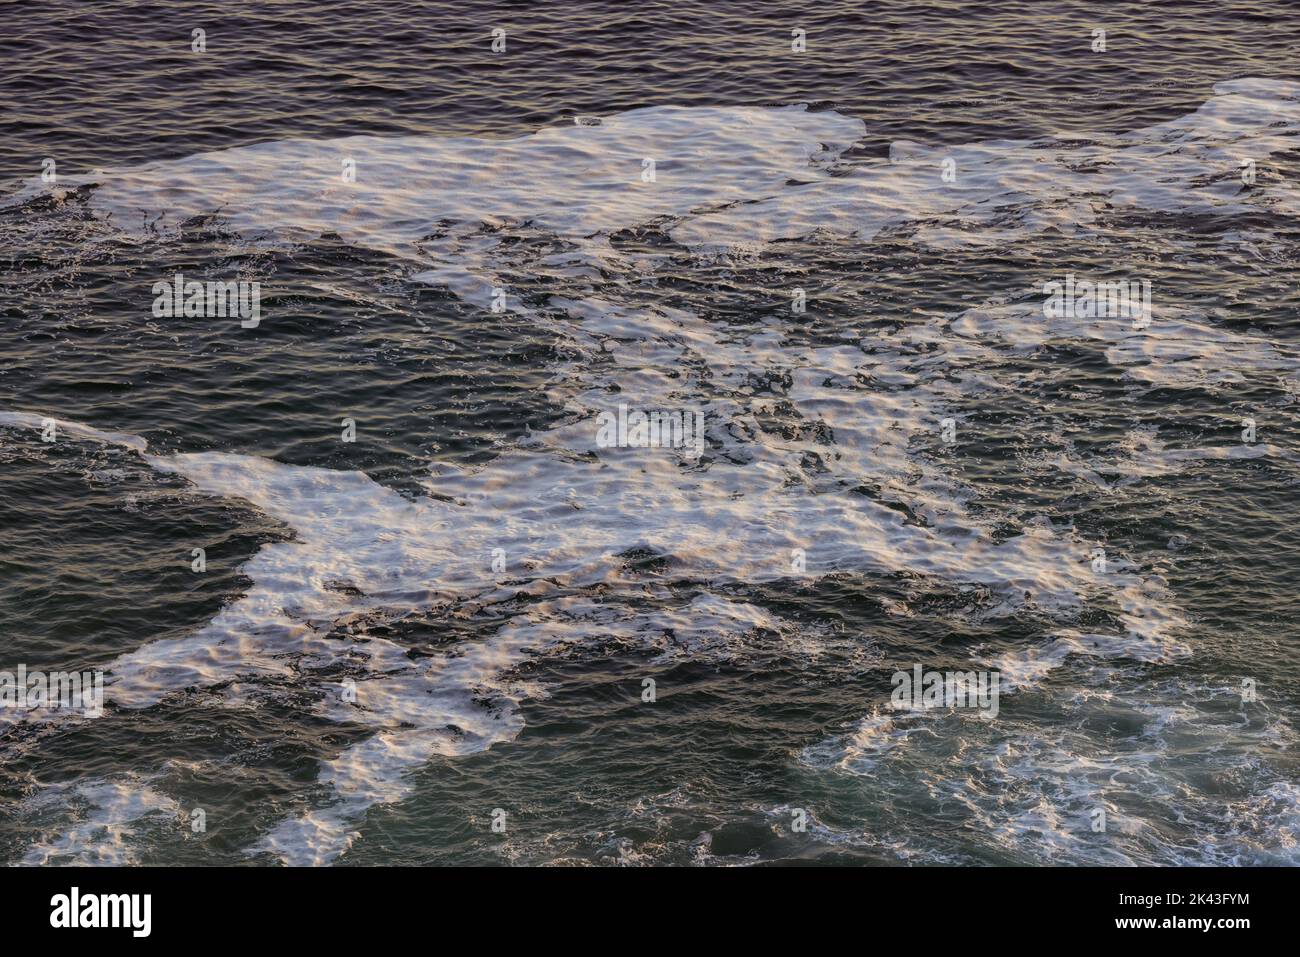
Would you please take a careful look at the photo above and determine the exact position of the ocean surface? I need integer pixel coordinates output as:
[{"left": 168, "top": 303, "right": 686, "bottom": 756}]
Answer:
[{"left": 1, "top": 0, "right": 1298, "bottom": 866}]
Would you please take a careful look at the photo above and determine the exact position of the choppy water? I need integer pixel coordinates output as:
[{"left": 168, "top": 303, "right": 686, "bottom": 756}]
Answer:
[{"left": 1, "top": 1, "right": 1298, "bottom": 866}]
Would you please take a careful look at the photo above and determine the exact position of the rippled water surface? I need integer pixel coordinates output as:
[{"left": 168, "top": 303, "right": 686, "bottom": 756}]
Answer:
[{"left": 1, "top": 1, "right": 1298, "bottom": 866}]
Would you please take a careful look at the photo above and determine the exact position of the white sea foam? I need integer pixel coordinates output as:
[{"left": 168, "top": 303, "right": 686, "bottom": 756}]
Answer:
[
  {"left": 803, "top": 680, "right": 1300, "bottom": 865},
  {"left": 671, "top": 78, "right": 1300, "bottom": 252},
  {"left": 0, "top": 410, "right": 149, "bottom": 452},
  {"left": 7, "top": 78, "right": 1300, "bottom": 864},
  {"left": 20, "top": 779, "right": 179, "bottom": 866}
]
